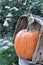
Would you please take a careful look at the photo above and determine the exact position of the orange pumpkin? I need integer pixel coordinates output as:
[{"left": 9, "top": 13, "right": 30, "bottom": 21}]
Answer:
[{"left": 14, "top": 29, "right": 39, "bottom": 60}]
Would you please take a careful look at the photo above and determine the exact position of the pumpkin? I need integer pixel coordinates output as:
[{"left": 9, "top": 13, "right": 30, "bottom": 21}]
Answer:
[{"left": 14, "top": 29, "right": 39, "bottom": 60}]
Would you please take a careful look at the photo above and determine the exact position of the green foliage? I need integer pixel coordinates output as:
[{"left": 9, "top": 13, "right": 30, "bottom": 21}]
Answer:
[
  {"left": 0, "top": 0, "right": 43, "bottom": 38},
  {"left": 0, "top": 46, "right": 18, "bottom": 65}
]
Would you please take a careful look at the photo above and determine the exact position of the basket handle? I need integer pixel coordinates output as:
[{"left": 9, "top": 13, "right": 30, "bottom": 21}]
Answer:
[
  {"left": 33, "top": 15, "right": 43, "bottom": 26},
  {"left": 32, "top": 25, "right": 43, "bottom": 64}
]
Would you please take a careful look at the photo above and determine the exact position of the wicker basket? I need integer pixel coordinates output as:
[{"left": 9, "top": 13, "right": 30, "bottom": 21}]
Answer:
[
  {"left": 13, "top": 13, "right": 43, "bottom": 40},
  {"left": 13, "top": 13, "right": 43, "bottom": 65},
  {"left": 19, "top": 57, "right": 43, "bottom": 65}
]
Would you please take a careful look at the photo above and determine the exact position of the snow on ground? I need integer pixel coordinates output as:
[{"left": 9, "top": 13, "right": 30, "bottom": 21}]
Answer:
[{"left": 0, "top": 38, "right": 13, "bottom": 52}]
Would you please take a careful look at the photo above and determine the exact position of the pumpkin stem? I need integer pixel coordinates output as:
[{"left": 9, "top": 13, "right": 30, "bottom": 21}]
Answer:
[{"left": 27, "top": 13, "right": 34, "bottom": 31}]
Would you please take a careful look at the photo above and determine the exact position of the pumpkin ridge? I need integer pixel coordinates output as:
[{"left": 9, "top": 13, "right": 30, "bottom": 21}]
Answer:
[{"left": 14, "top": 29, "right": 39, "bottom": 60}]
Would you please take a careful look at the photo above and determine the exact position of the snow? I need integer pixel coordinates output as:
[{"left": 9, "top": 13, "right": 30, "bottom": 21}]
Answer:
[
  {"left": 41, "top": 10, "right": 43, "bottom": 13},
  {"left": 5, "top": 6, "right": 10, "bottom": 9},
  {"left": 1, "top": 46, "right": 9, "bottom": 49},
  {"left": 7, "top": 13, "right": 12, "bottom": 17},
  {"left": 3, "top": 20, "right": 9, "bottom": 27},
  {"left": 7, "top": 42, "right": 13, "bottom": 46},
  {"left": 9, "top": 0, "right": 12, "bottom": 1},
  {"left": 23, "top": 0, "right": 27, "bottom": 5},
  {"left": 10, "top": 7, "right": 18, "bottom": 11},
  {"left": 0, "top": 0, "right": 1, "bottom": 2},
  {"left": 15, "top": 0, "right": 22, "bottom": 2},
  {"left": 0, "top": 39, "right": 4, "bottom": 43},
  {"left": 0, "top": 39, "right": 13, "bottom": 51},
  {"left": 3, "top": 13, "right": 12, "bottom": 27},
  {"left": 9, "top": 54, "right": 11, "bottom": 57},
  {"left": 18, "top": 0, "right": 20, "bottom": 2},
  {"left": 0, "top": 10, "right": 1, "bottom": 12},
  {"left": 6, "top": 18, "right": 11, "bottom": 21}
]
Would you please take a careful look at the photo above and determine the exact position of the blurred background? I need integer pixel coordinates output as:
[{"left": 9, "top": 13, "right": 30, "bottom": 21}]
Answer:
[{"left": 0, "top": 0, "right": 43, "bottom": 65}]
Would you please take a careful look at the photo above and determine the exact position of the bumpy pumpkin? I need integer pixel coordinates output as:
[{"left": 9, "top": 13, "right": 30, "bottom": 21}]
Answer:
[{"left": 14, "top": 29, "right": 39, "bottom": 60}]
